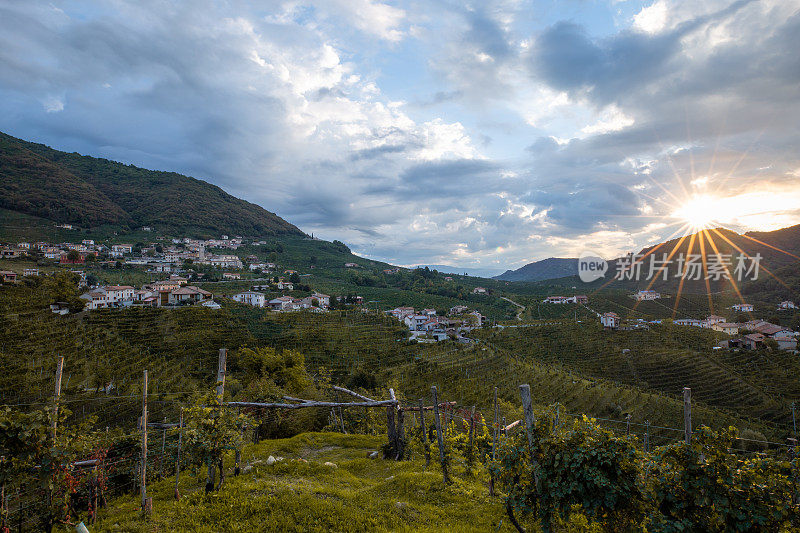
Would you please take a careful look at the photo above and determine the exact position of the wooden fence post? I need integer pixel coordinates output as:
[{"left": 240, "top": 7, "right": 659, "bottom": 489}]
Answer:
[
  {"left": 52, "top": 356, "right": 64, "bottom": 442},
  {"left": 175, "top": 409, "right": 183, "bottom": 500},
  {"left": 683, "top": 387, "right": 692, "bottom": 444},
  {"left": 140, "top": 370, "right": 151, "bottom": 514},
  {"left": 159, "top": 417, "right": 167, "bottom": 479},
  {"left": 466, "top": 406, "right": 476, "bottom": 467},
  {"left": 336, "top": 391, "right": 346, "bottom": 434},
  {"left": 418, "top": 398, "right": 430, "bottom": 467},
  {"left": 431, "top": 386, "right": 450, "bottom": 484},
  {"left": 518, "top": 384, "right": 536, "bottom": 454},
  {"left": 395, "top": 406, "right": 405, "bottom": 460},
  {"left": 208, "top": 349, "right": 227, "bottom": 492},
  {"left": 385, "top": 389, "right": 397, "bottom": 459}
]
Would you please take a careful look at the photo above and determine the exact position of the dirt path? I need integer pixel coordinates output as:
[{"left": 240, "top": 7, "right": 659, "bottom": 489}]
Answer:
[{"left": 500, "top": 296, "right": 525, "bottom": 321}]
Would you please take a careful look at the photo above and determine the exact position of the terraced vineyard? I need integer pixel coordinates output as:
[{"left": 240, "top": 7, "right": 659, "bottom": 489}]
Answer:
[{"left": 474, "top": 322, "right": 800, "bottom": 429}]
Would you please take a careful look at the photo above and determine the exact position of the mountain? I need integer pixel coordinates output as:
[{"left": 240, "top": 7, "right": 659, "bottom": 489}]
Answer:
[
  {"left": 496, "top": 225, "right": 800, "bottom": 285},
  {"left": 0, "top": 131, "right": 303, "bottom": 238},
  {"left": 413, "top": 264, "right": 504, "bottom": 278},
  {"left": 494, "top": 257, "right": 578, "bottom": 282}
]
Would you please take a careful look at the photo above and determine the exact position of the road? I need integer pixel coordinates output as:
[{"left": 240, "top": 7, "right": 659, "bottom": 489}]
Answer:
[{"left": 500, "top": 296, "right": 526, "bottom": 321}]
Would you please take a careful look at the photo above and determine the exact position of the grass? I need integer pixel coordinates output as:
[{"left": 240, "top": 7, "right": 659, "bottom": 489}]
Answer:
[{"left": 86, "top": 432, "right": 510, "bottom": 532}]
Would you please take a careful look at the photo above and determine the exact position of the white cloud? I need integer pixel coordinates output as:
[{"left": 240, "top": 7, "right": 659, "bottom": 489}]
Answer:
[
  {"left": 633, "top": 0, "right": 669, "bottom": 34},
  {"left": 42, "top": 96, "right": 64, "bottom": 113}
]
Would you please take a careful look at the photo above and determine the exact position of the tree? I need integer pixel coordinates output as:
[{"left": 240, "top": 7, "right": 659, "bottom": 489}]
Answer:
[
  {"left": 66, "top": 250, "right": 81, "bottom": 262},
  {"left": 290, "top": 272, "right": 300, "bottom": 284}
]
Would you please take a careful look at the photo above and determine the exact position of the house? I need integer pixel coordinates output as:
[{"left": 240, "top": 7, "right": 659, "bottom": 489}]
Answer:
[
  {"left": 543, "top": 296, "right": 568, "bottom": 304},
  {"left": 466, "top": 310, "right": 485, "bottom": 327},
  {"left": 743, "top": 319, "right": 770, "bottom": 331},
  {"left": 249, "top": 263, "right": 270, "bottom": 272},
  {"left": 0, "top": 270, "right": 18, "bottom": 283},
  {"left": 575, "top": 295, "right": 589, "bottom": 304},
  {"left": 421, "top": 308, "right": 437, "bottom": 317},
  {"left": 774, "top": 333, "right": 798, "bottom": 351},
  {"left": 110, "top": 244, "right": 133, "bottom": 257},
  {"left": 310, "top": 293, "right": 330, "bottom": 307},
  {"left": 49, "top": 302, "right": 70, "bottom": 315},
  {"left": 168, "top": 275, "right": 189, "bottom": 286},
  {"left": 601, "top": 312, "right": 619, "bottom": 329},
  {"left": 60, "top": 252, "right": 86, "bottom": 264},
  {"left": 449, "top": 305, "right": 469, "bottom": 315},
  {"left": 634, "top": 290, "right": 661, "bottom": 301},
  {"left": 731, "top": 303, "right": 754, "bottom": 312},
  {"left": 168, "top": 286, "right": 212, "bottom": 305},
  {"left": 223, "top": 272, "right": 241, "bottom": 280},
  {"left": 277, "top": 281, "right": 294, "bottom": 291},
  {"left": 269, "top": 296, "right": 299, "bottom": 311},
  {"left": 674, "top": 318, "right": 702, "bottom": 327},
  {"left": 779, "top": 301, "right": 797, "bottom": 310},
  {"left": 82, "top": 239, "right": 95, "bottom": 246},
  {"left": 712, "top": 322, "right": 740, "bottom": 335},
  {"left": 0, "top": 247, "right": 23, "bottom": 258},
  {"left": 149, "top": 280, "right": 182, "bottom": 292},
  {"left": 753, "top": 323, "right": 794, "bottom": 338},
  {"left": 232, "top": 291, "right": 266, "bottom": 308},
  {"left": 383, "top": 268, "right": 400, "bottom": 274},
  {"left": 702, "top": 315, "right": 725, "bottom": 328},
  {"left": 444, "top": 276, "right": 453, "bottom": 281},
  {"left": 404, "top": 314, "right": 430, "bottom": 331},
  {"left": 80, "top": 285, "right": 135, "bottom": 309},
  {"left": 23, "top": 268, "right": 39, "bottom": 277},
  {"left": 472, "top": 287, "right": 488, "bottom": 294},
  {"left": 344, "top": 262, "right": 359, "bottom": 268},
  {"left": 201, "top": 300, "right": 222, "bottom": 310},
  {"left": 741, "top": 333, "right": 765, "bottom": 350},
  {"left": 390, "top": 307, "right": 415, "bottom": 320}
]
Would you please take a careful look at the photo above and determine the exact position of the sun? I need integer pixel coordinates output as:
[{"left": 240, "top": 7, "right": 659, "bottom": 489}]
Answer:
[{"left": 673, "top": 194, "right": 720, "bottom": 230}]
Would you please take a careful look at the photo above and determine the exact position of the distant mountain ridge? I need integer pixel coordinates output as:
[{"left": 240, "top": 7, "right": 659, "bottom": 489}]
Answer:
[
  {"left": 496, "top": 224, "right": 800, "bottom": 284},
  {"left": 0, "top": 131, "right": 303, "bottom": 238},
  {"left": 494, "top": 257, "right": 579, "bottom": 282},
  {"left": 414, "top": 264, "right": 504, "bottom": 278}
]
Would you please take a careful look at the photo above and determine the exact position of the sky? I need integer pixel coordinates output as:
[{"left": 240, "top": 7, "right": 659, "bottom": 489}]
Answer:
[{"left": 1, "top": 0, "right": 799, "bottom": 273}]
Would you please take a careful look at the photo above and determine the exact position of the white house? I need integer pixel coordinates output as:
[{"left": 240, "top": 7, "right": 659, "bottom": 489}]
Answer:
[
  {"left": 167, "top": 286, "right": 212, "bottom": 305},
  {"left": 223, "top": 272, "right": 241, "bottom": 280},
  {"left": 311, "top": 293, "right": 330, "bottom": 307},
  {"left": 277, "top": 281, "right": 294, "bottom": 291},
  {"left": 731, "top": 303, "right": 754, "bottom": 312},
  {"left": 779, "top": 301, "right": 797, "bottom": 310},
  {"left": 390, "top": 307, "right": 415, "bottom": 320},
  {"left": 232, "top": 291, "right": 266, "bottom": 308},
  {"left": 472, "top": 287, "right": 488, "bottom": 294},
  {"left": 601, "top": 312, "right": 619, "bottom": 329},
  {"left": 702, "top": 315, "right": 725, "bottom": 328},
  {"left": 404, "top": 315, "right": 429, "bottom": 331},
  {"left": 269, "top": 296, "right": 298, "bottom": 311},
  {"left": 674, "top": 318, "right": 701, "bottom": 327},
  {"left": 634, "top": 290, "right": 661, "bottom": 301}
]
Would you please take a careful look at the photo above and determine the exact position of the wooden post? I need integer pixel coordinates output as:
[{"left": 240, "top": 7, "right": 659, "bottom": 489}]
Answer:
[
  {"left": 175, "top": 409, "right": 183, "bottom": 500},
  {"left": 216, "top": 348, "right": 227, "bottom": 401},
  {"left": 234, "top": 407, "right": 243, "bottom": 476},
  {"left": 140, "top": 370, "right": 150, "bottom": 514},
  {"left": 418, "top": 398, "right": 430, "bottom": 467},
  {"left": 431, "top": 386, "right": 450, "bottom": 484},
  {"left": 644, "top": 420, "right": 650, "bottom": 453},
  {"left": 518, "top": 384, "right": 536, "bottom": 454},
  {"left": 52, "top": 356, "right": 64, "bottom": 442},
  {"left": 626, "top": 414, "right": 631, "bottom": 436},
  {"left": 385, "top": 388, "right": 397, "bottom": 459},
  {"left": 336, "top": 391, "right": 346, "bottom": 434},
  {"left": 208, "top": 349, "right": 227, "bottom": 492},
  {"left": 683, "top": 387, "right": 692, "bottom": 444},
  {"left": 467, "top": 406, "right": 476, "bottom": 467},
  {"left": 502, "top": 416, "right": 507, "bottom": 437},
  {"left": 395, "top": 406, "right": 405, "bottom": 460},
  {"left": 159, "top": 417, "right": 167, "bottom": 479}
]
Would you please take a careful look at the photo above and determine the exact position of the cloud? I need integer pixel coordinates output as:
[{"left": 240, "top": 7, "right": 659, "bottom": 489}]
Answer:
[{"left": 0, "top": 0, "right": 798, "bottom": 270}]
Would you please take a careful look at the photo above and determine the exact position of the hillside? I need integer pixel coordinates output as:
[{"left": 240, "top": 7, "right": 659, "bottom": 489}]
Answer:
[
  {"left": 494, "top": 257, "right": 578, "bottom": 282},
  {"left": 0, "top": 131, "right": 303, "bottom": 238}
]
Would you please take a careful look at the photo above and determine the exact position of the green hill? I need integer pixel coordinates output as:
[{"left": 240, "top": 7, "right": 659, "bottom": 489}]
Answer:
[{"left": 0, "top": 131, "right": 303, "bottom": 238}]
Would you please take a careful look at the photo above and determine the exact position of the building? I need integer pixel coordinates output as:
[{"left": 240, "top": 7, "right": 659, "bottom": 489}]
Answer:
[
  {"left": 223, "top": 272, "right": 241, "bottom": 280},
  {"left": 404, "top": 314, "right": 430, "bottom": 331},
  {"left": 167, "top": 286, "right": 212, "bottom": 306},
  {"left": 23, "top": 268, "right": 39, "bottom": 277},
  {"left": 232, "top": 291, "right": 266, "bottom": 308},
  {"left": 390, "top": 307, "right": 415, "bottom": 320},
  {"left": 779, "top": 301, "right": 797, "bottom": 310},
  {"left": 110, "top": 244, "right": 133, "bottom": 257},
  {"left": 702, "top": 315, "right": 725, "bottom": 328},
  {"left": 601, "top": 312, "right": 619, "bottom": 329},
  {"left": 712, "top": 322, "right": 740, "bottom": 335},
  {"left": 674, "top": 318, "right": 701, "bottom": 327},
  {"left": 310, "top": 293, "right": 330, "bottom": 307},
  {"left": 449, "top": 305, "right": 469, "bottom": 315},
  {"left": 201, "top": 300, "right": 221, "bottom": 309},
  {"left": 344, "top": 262, "right": 359, "bottom": 268},
  {"left": 731, "top": 303, "right": 754, "bottom": 312},
  {"left": 634, "top": 290, "right": 661, "bottom": 301},
  {"left": 0, "top": 270, "right": 17, "bottom": 283},
  {"left": 269, "top": 296, "right": 299, "bottom": 311},
  {"left": 575, "top": 295, "right": 589, "bottom": 304},
  {"left": 276, "top": 281, "right": 294, "bottom": 291},
  {"left": 472, "top": 287, "right": 488, "bottom": 294}
]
